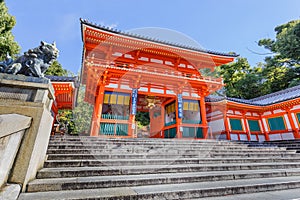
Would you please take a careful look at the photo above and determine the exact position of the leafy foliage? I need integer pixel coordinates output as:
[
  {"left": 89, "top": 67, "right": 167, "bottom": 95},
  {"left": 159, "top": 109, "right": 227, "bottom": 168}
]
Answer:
[
  {"left": 219, "top": 19, "right": 300, "bottom": 99},
  {"left": 135, "top": 111, "right": 150, "bottom": 127},
  {"left": 57, "top": 109, "right": 76, "bottom": 134},
  {"left": 45, "top": 60, "right": 68, "bottom": 76},
  {"left": 73, "top": 85, "right": 93, "bottom": 134},
  {"left": 258, "top": 19, "right": 300, "bottom": 91},
  {"left": 0, "top": 0, "right": 20, "bottom": 60}
]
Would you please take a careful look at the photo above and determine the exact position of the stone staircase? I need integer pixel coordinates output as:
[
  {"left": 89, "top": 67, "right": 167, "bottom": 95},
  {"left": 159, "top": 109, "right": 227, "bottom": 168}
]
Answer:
[{"left": 18, "top": 137, "right": 300, "bottom": 199}]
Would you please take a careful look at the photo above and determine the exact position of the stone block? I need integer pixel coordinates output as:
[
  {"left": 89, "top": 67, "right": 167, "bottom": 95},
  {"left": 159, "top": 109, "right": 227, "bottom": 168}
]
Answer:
[
  {"left": 0, "top": 114, "right": 32, "bottom": 188},
  {"left": 0, "top": 74, "right": 54, "bottom": 191}
]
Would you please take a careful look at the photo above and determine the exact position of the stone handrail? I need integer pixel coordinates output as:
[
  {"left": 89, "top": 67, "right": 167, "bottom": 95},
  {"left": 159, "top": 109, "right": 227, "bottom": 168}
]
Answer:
[{"left": 0, "top": 114, "right": 32, "bottom": 139}]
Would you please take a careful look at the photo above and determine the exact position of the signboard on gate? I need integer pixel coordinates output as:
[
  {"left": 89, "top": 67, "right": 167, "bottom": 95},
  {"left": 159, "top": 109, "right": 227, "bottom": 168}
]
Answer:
[
  {"left": 177, "top": 93, "right": 183, "bottom": 118},
  {"left": 131, "top": 88, "right": 138, "bottom": 115}
]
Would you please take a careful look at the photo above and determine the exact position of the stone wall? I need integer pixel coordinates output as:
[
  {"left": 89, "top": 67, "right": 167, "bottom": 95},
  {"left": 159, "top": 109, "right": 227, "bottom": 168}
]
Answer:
[{"left": 0, "top": 73, "right": 55, "bottom": 192}]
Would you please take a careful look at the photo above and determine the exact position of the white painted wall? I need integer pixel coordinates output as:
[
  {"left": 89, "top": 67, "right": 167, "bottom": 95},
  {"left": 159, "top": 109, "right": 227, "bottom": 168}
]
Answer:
[
  {"left": 284, "top": 114, "right": 291, "bottom": 130},
  {"left": 208, "top": 118, "right": 225, "bottom": 133},
  {"left": 262, "top": 118, "right": 269, "bottom": 132},
  {"left": 292, "top": 113, "right": 299, "bottom": 128}
]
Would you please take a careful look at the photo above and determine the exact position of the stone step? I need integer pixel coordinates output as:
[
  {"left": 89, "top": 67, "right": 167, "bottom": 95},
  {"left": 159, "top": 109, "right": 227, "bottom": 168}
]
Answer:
[
  {"left": 47, "top": 142, "right": 249, "bottom": 149},
  {"left": 43, "top": 157, "right": 300, "bottom": 168},
  {"left": 18, "top": 175, "right": 300, "bottom": 200},
  {"left": 202, "top": 188, "right": 300, "bottom": 200},
  {"left": 45, "top": 152, "right": 300, "bottom": 160},
  {"left": 26, "top": 168, "right": 300, "bottom": 192},
  {"left": 49, "top": 137, "right": 230, "bottom": 143},
  {"left": 47, "top": 145, "right": 287, "bottom": 152},
  {"left": 37, "top": 162, "right": 300, "bottom": 178},
  {"left": 46, "top": 148, "right": 294, "bottom": 155}
]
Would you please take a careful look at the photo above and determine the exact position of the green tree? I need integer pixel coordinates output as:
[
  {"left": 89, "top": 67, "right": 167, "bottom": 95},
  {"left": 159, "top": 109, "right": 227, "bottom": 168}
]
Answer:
[
  {"left": 73, "top": 85, "right": 93, "bottom": 134},
  {"left": 45, "top": 60, "right": 68, "bottom": 76},
  {"left": 135, "top": 111, "right": 150, "bottom": 127},
  {"left": 258, "top": 19, "right": 300, "bottom": 90},
  {"left": 0, "top": 0, "right": 20, "bottom": 60}
]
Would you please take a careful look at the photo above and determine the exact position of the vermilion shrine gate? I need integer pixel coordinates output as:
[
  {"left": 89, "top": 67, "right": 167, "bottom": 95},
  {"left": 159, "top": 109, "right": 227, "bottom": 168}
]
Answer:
[{"left": 80, "top": 19, "right": 237, "bottom": 138}]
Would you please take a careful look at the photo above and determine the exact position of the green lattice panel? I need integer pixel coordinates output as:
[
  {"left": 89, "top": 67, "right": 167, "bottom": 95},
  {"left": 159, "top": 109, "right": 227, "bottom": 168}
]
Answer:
[
  {"left": 297, "top": 113, "right": 300, "bottom": 124},
  {"left": 268, "top": 117, "right": 285, "bottom": 131},
  {"left": 230, "top": 118, "right": 243, "bottom": 131},
  {"left": 248, "top": 120, "right": 260, "bottom": 132}
]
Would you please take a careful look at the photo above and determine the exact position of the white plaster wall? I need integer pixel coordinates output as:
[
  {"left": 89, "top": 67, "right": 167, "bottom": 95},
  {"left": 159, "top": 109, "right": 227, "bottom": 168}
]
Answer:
[
  {"left": 292, "top": 113, "right": 299, "bottom": 128},
  {"left": 281, "top": 132, "right": 295, "bottom": 140},
  {"left": 258, "top": 135, "right": 266, "bottom": 142},
  {"left": 235, "top": 111, "right": 241, "bottom": 115},
  {"left": 262, "top": 118, "right": 269, "bottom": 132},
  {"left": 273, "top": 109, "right": 284, "bottom": 114},
  {"left": 230, "top": 134, "right": 239, "bottom": 140},
  {"left": 208, "top": 118, "right": 225, "bottom": 133},
  {"left": 263, "top": 111, "right": 272, "bottom": 116},
  {"left": 284, "top": 114, "right": 291, "bottom": 130},
  {"left": 227, "top": 110, "right": 234, "bottom": 114},
  {"left": 291, "top": 105, "right": 300, "bottom": 110},
  {"left": 239, "top": 134, "right": 248, "bottom": 141},
  {"left": 227, "top": 118, "right": 231, "bottom": 131},
  {"left": 250, "top": 135, "right": 258, "bottom": 141},
  {"left": 258, "top": 120, "right": 264, "bottom": 133},
  {"left": 269, "top": 134, "right": 282, "bottom": 141}
]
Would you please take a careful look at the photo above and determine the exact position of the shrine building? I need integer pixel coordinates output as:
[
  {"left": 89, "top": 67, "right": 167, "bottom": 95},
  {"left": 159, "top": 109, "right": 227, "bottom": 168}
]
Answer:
[
  {"left": 47, "top": 75, "right": 79, "bottom": 119},
  {"left": 80, "top": 19, "right": 237, "bottom": 139},
  {"left": 207, "top": 85, "right": 300, "bottom": 141},
  {"left": 79, "top": 19, "right": 300, "bottom": 141}
]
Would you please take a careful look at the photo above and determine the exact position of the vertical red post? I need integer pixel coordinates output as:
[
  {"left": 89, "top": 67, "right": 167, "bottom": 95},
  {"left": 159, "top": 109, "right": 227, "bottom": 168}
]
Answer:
[
  {"left": 259, "top": 114, "right": 270, "bottom": 141},
  {"left": 200, "top": 95, "right": 208, "bottom": 139},
  {"left": 242, "top": 111, "right": 251, "bottom": 141},
  {"left": 90, "top": 84, "right": 105, "bottom": 136},
  {"left": 286, "top": 109, "right": 300, "bottom": 139},
  {"left": 223, "top": 108, "right": 231, "bottom": 140}
]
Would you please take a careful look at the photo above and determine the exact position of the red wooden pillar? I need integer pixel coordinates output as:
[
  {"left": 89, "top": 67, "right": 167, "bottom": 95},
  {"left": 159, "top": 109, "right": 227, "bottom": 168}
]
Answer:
[
  {"left": 200, "top": 95, "right": 208, "bottom": 139},
  {"left": 286, "top": 109, "right": 300, "bottom": 139},
  {"left": 242, "top": 111, "right": 251, "bottom": 141},
  {"left": 90, "top": 84, "right": 105, "bottom": 136},
  {"left": 259, "top": 114, "right": 270, "bottom": 141},
  {"left": 223, "top": 108, "right": 231, "bottom": 140}
]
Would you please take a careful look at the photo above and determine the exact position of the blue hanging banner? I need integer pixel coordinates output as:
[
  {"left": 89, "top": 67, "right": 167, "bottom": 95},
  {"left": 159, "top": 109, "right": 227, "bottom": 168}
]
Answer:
[
  {"left": 177, "top": 93, "right": 183, "bottom": 118},
  {"left": 131, "top": 88, "right": 138, "bottom": 115}
]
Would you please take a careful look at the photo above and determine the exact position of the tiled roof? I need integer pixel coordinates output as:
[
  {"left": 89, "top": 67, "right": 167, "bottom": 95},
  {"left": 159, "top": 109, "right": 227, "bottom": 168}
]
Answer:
[
  {"left": 205, "top": 95, "right": 226, "bottom": 102},
  {"left": 80, "top": 18, "right": 239, "bottom": 58},
  {"left": 220, "top": 84, "right": 300, "bottom": 106},
  {"left": 46, "top": 75, "right": 80, "bottom": 88},
  {"left": 205, "top": 84, "right": 300, "bottom": 105}
]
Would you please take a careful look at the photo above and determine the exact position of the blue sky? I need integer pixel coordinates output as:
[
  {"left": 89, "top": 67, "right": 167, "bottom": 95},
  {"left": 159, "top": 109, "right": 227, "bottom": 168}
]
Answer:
[{"left": 5, "top": 0, "right": 300, "bottom": 74}]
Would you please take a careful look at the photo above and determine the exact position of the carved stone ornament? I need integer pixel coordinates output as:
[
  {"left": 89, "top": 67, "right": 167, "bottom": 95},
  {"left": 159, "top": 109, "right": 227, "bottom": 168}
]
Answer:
[{"left": 0, "top": 41, "right": 59, "bottom": 78}]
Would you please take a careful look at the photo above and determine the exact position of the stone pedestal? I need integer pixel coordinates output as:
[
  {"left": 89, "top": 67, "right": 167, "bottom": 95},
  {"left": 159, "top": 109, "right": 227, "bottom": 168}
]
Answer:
[{"left": 0, "top": 73, "right": 55, "bottom": 191}]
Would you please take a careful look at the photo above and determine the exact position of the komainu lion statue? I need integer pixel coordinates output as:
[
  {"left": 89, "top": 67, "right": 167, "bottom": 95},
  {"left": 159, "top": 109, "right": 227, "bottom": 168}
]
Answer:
[{"left": 0, "top": 41, "right": 59, "bottom": 78}]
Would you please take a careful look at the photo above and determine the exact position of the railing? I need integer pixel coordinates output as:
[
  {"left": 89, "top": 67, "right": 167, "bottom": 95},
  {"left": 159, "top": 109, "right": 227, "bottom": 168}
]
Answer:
[
  {"left": 165, "top": 121, "right": 176, "bottom": 127},
  {"left": 182, "top": 127, "right": 203, "bottom": 138},
  {"left": 182, "top": 119, "right": 201, "bottom": 124},
  {"left": 164, "top": 128, "right": 177, "bottom": 138},
  {"left": 100, "top": 123, "right": 128, "bottom": 136},
  {"left": 101, "top": 114, "right": 129, "bottom": 120}
]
